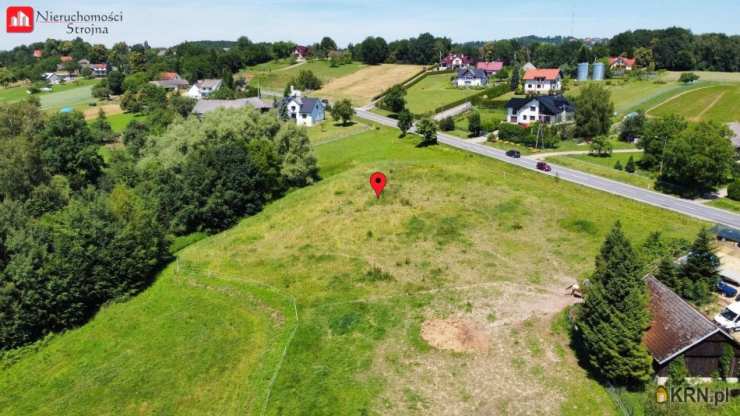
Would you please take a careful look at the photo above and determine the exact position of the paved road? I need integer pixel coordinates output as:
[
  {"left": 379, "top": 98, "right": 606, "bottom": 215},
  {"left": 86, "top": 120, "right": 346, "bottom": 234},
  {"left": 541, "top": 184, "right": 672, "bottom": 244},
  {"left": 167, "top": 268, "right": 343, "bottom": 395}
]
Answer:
[{"left": 355, "top": 109, "right": 740, "bottom": 229}]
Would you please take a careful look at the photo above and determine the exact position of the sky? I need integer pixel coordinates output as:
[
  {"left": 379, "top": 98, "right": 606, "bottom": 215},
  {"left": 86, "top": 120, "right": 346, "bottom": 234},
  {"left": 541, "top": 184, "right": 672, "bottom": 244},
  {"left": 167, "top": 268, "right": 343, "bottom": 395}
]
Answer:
[{"left": 2, "top": 0, "right": 739, "bottom": 50}]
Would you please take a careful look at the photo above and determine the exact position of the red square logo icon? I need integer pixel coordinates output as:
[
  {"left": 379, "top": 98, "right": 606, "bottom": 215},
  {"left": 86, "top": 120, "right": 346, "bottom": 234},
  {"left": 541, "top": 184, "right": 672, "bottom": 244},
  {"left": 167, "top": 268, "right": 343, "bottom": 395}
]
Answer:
[{"left": 7, "top": 6, "right": 34, "bottom": 33}]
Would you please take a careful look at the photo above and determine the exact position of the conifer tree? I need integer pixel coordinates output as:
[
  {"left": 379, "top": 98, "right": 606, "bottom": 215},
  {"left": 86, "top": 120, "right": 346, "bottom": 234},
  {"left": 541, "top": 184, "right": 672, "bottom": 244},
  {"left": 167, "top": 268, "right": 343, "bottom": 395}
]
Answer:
[
  {"left": 655, "top": 256, "right": 681, "bottom": 292},
  {"left": 680, "top": 228, "right": 720, "bottom": 304},
  {"left": 578, "top": 221, "right": 653, "bottom": 385},
  {"left": 625, "top": 155, "right": 636, "bottom": 173}
]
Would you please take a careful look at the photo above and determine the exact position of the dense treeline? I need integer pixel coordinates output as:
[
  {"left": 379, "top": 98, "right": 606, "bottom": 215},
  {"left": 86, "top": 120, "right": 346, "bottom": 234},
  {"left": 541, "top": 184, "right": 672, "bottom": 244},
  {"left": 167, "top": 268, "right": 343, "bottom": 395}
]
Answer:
[{"left": 0, "top": 97, "right": 318, "bottom": 350}]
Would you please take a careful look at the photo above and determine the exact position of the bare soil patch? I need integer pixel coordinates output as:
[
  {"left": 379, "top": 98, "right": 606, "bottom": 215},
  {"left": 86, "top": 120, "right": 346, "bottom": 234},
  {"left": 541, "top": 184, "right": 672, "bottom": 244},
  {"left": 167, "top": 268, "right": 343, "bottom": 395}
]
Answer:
[
  {"left": 317, "top": 64, "right": 424, "bottom": 106},
  {"left": 421, "top": 318, "right": 490, "bottom": 353}
]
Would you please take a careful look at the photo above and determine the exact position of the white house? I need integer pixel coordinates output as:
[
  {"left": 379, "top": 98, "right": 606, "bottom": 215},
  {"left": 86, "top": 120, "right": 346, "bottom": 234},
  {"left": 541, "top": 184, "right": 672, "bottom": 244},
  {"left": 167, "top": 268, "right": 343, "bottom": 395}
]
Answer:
[
  {"left": 439, "top": 53, "right": 471, "bottom": 70},
  {"left": 281, "top": 88, "right": 326, "bottom": 127},
  {"left": 505, "top": 95, "right": 574, "bottom": 125},
  {"left": 523, "top": 68, "right": 562, "bottom": 95},
  {"left": 187, "top": 79, "right": 223, "bottom": 99},
  {"left": 454, "top": 67, "right": 488, "bottom": 88},
  {"left": 43, "top": 71, "right": 76, "bottom": 85}
]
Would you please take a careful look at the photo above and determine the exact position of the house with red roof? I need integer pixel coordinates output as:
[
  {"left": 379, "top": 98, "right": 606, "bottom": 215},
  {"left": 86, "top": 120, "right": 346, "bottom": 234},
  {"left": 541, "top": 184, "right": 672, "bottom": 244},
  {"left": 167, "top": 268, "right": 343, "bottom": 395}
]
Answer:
[
  {"left": 160, "top": 72, "right": 182, "bottom": 81},
  {"left": 60, "top": 55, "right": 73, "bottom": 63},
  {"left": 439, "top": 53, "right": 470, "bottom": 70},
  {"left": 294, "top": 45, "right": 309, "bottom": 62},
  {"left": 33, "top": 49, "right": 43, "bottom": 58},
  {"left": 523, "top": 68, "right": 562, "bottom": 95},
  {"left": 609, "top": 56, "right": 637, "bottom": 72},
  {"left": 476, "top": 61, "right": 504, "bottom": 76}
]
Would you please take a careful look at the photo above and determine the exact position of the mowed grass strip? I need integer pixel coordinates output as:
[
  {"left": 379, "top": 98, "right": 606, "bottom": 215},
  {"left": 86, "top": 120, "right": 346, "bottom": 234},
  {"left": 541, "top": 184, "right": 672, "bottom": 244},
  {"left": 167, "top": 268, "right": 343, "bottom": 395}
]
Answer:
[
  {"left": 244, "top": 60, "right": 366, "bottom": 92},
  {"left": 647, "top": 84, "right": 740, "bottom": 123},
  {"left": 0, "top": 125, "right": 707, "bottom": 415},
  {"left": 404, "top": 73, "right": 481, "bottom": 115},
  {"left": 316, "top": 64, "right": 424, "bottom": 105},
  {"left": 546, "top": 152, "right": 655, "bottom": 190}
]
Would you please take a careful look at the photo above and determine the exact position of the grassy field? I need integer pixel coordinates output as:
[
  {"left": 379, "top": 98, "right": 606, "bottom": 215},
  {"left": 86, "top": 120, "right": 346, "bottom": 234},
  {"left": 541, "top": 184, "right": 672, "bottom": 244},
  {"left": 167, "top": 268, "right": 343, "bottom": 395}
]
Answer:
[
  {"left": 663, "top": 71, "right": 740, "bottom": 83},
  {"left": 0, "top": 79, "right": 97, "bottom": 108},
  {"left": 39, "top": 84, "right": 96, "bottom": 112},
  {"left": 447, "top": 107, "right": 507, "bottom": 138},
  {"left": 486, "top": 137, "right": 636, "bottom": 156},
  {"left": 647, "top": 84, "right": 740, "bottom": 123},
  {"left": 546, "top": 152, "right": 655, "bottom": 190},
  {"left": 306, "top": 118, "right": 372, "bottom": 145},
  {"left": 0, "top": 124, "right": 713, "bottom": 415},
  {"left": 405, "top": 73, "right": 482, "bottom": 115},
  {"left": 243, "top": 60, "right": 366, "bottom": 92},
  {"left": 316, "top": 64, "right": 424, "bottom": 105},
  {"left": 98, "top": 112, "right": 146, "bottom": 133},
  {"left": 707, "top": 197, "right": 740, "bottom": 213}
]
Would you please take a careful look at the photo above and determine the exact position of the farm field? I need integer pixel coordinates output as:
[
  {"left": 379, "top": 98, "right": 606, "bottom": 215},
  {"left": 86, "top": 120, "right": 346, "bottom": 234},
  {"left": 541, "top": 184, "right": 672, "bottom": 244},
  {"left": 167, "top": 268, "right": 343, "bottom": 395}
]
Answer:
[
  {"left": 0, "top": 122, "right": 713, "bottom": 415},
  {"left": 546, "top": 152, "right": 655, "bottom": 190},
  {"left": 647, "top": 83, "right": 740, "bottom": 123},
  {"left": 404, "top": 73, "right": 481, "bottom": 115},
  {"left": 316, "top": 64, "right": 424, "bottom": 105},
  {"left": 664, "top": 71, "right": 740, "bottom": 83},
  {"left": 243, "top": 60, "right": 366, "bottom": 92}
]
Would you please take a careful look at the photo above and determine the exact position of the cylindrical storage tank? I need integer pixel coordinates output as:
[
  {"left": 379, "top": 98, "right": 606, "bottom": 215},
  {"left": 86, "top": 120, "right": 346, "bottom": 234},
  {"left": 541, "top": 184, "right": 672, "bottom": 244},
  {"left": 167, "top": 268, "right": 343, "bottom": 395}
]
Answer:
[
  {"left": 577, "top": 62, "right": 589, "bottom": 81},
  {"left": 592, "top": 63, "right": 605, "bottom": 81}
]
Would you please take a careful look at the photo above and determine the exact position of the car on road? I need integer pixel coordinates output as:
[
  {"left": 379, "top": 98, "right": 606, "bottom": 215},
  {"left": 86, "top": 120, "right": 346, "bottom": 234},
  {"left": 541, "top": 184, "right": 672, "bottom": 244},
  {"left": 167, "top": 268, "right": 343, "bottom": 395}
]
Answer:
[
  {"left": 714, "top": 302, "right": 740, "bottom": 332},
  {"left": 506, "top": 149, "right": 521, "bottom": 158},
  {"left": 536, "top": 161, "right": 552, "bottom": 172}
]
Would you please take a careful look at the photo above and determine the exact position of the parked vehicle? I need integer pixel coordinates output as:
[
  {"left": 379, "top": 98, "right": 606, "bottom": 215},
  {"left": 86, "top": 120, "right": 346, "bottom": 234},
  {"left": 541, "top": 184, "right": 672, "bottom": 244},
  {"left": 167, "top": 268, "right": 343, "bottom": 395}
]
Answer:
[
  {"left": 506, "top": 149, "right": 521, "bottom": 158},
  {"left": 717, "top": 280, "right": 738, "bottom": 298},
  {"left": 714, "top": 302, "right": 740, "bottom": 332},
  {"left": 536, "top": 161, "right": 552, "bottom": 172}
]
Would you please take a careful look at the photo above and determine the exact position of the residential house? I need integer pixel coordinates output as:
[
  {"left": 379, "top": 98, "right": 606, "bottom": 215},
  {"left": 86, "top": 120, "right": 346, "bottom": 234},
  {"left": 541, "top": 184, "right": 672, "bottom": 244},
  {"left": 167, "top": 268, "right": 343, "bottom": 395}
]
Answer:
[
  {"left": 43, "top": 71, "right": 76, "bottom": 85},
  {"left": 78, "top": 59, "right": 91, "bottom": 66},
  {"left": 33, "top": 49, "right": 43, "bottom": 58},
  {"left": 89, "top": 63, "right": 108, "bottom": 77},
  {"left": 160, "top": 72, "right": 183, "bottom": 81},
  {"left": 454, "top": 67, "right": 488, "bottom": 88},
  {"left": 192, "top": 97, "right": 272, "bottom": 117},
  {"left": 523, "top": 68, "right": 562, "bottom": 95},
  {"left": 440, "top": 53, "right": 470, "bottom": 70},
  {"left": 645, "top": 276, "right": 740, "bottom": 383},
  {"left": 187, "top": 79, "right": 223, "bottom": 99},
  {"left": 609, "top": 56, "right": 636, "bottom": 72},
  {"left": 505, "top": 95, "right": 574, "bottom": 125},
  {"left": 60, "top": 55, "right": 73, "bottom": 63},
  {"left": 476, "top": 61, "right": 504, "bottom": 76},
  {"left": 281, "top": 88, "right": 326, "bottom": 127},
  {"left": 294, "top": 45, "right": 309, "bottom": 61},
  {"left": 150, "top": 79, "right": 190, "bottom": 91}
]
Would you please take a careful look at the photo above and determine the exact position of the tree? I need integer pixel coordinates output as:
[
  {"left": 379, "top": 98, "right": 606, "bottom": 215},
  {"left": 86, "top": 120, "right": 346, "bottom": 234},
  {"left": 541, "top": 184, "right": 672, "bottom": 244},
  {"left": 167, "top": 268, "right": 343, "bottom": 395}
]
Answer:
[
  {"left": 589, "top": 135, "right": 613, "bottom": 156},
  {"left": 359, "top": 36, "right": 389, "bottom": 65},
  {"left": 291, "top": 69, "right": 322, "bottom": 90},
  {"left": 222, "top": 68, "right": 234, "bottom": 89},
  {"left": 637, "top": 115, "right": 688, "bottom": 170},
  {"left": 122, "top": 120, "right": 150, "bottom": 159},
  {"left": 510, "top": 64, "right": 521, "bottom": 91},
  {"left": 668, "top": 355, "right": 689, "bottom": 387},
  {"left": 625, "top": 156, "right": 636, "bottom": 173},
  {"left": 468, "top": 111, "right": 482, "bottom": 137},
  {"left": 574, "top": 84, "right": 614, "bottom": 138},
  {"left": 439, "top": 117, "right": 455, "bottom": 132},
  {"left": 680, "top": 228, "right": 720, "bottom": 305},
  {"left": 679, "top": 72, "right": 700, "bottom": 84},
  {"left": 614, "top": 160, "right": 623, "bottom": 171},
  {"left": 107, "top": 70, "right": 125, "bottom": 95},
  {"left": 577, "top": 222, "right": 653, "bottom": 386},
  {"left": 89, "top": 108, "right": 114, "bottom": 143},
  {"left": 655, "top": 256, "right": 681, "bottom": 292},
  {"left": 380, "top": 85, "right": 406, "bottom": 113},
  {"left": 727, "top": 180, "right": 740, "bottom": 201},
  {"left": 719, "top": 344, "right": 735, "bottom": 380},
  {"left": 271, "top": 124, "right": 320, "bottom": 187},
  {"left": 659, "top": 122, "right": 734, "bottom": 196},
  {"left": 415, "top": 118, "right": 437, "bottom": 146},
  {"left": 320, "top": 37, "right": 337, "bottom": 54},
  {"left": 41, "top": 111, "right": 103, "bottom": 190},
  {"left": 330, "top": 99, "right": 355, "bottom": 126},
  {"left": 397, "top": 109, "right": 413, "bottom": 138},
  {"left": 169, "top": 96, "right": 196, "bottom": 118},
  {"left": 633, "top": 47, "right": 655, "bottom": 70},
  {"left": 620, "top": 110, "right": 645, "bottom": 142}
]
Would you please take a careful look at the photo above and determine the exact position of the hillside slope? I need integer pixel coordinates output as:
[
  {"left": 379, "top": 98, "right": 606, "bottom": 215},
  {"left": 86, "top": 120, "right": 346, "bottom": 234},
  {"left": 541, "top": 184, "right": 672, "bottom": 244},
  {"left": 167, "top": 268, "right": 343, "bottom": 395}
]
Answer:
[{"left": 0, "top": 125, "right": 708, "bottom": 415}]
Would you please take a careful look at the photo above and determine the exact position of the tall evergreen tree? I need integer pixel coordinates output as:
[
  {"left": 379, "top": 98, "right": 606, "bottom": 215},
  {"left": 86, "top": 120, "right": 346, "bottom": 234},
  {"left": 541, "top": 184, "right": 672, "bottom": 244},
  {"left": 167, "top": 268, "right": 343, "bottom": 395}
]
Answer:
[
  {"left": 680, "top": 228, "right": 720, "bottom": 304},
  {"left": 578, "top": 221, "right": 653, "bottom": 385},
  {"left": 655, "top": 256, "right": 681, "bottom": 292}
]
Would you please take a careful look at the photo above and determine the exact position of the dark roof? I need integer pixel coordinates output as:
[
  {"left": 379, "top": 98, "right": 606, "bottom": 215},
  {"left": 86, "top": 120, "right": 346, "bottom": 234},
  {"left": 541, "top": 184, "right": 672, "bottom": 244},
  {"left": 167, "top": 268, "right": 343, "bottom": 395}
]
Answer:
[
  {"left": 505, "top": 95, "right": 574, "bottom": 116},
  {"left": 645, "top": 276, "right": 728, "bottom": 364},
  {"left": 284, "top": 96, "right": 324, "bottom": 114},
  {"left": 456, "top": 67, "right": 487, "bottom": 80},
  {"left": 711, "top": 224, "right": 740, "bottom": 243}
]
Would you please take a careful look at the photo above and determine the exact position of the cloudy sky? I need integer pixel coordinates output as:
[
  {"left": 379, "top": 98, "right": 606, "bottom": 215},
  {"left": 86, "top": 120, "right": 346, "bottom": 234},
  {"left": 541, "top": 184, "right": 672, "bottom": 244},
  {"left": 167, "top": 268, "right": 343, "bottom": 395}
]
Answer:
[{"left": 2, "top": 0, "right": 739, "bottom": 49}]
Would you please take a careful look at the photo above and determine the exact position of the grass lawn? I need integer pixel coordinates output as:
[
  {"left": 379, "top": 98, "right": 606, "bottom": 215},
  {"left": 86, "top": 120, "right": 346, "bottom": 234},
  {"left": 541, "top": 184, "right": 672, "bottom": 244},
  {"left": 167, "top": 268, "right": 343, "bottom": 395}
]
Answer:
[
  {"left": 707, "top": 197, "right": 740, "bottom": 214},
  {"left": 664, "top": 71, "right": 740, "bottom": 83},
  {"left": 0, "top": 125, "right": 709, "bottom": 415},
  {"left": 105, "top": 112, "right": 146, "bottom": 133},
  {"left": 244, "top": 59, "right": 295, "bottom": 72},
  {"left": 40, "top": 84, "right": 97, "bottom": 112},
  {"left": 447, "top": 106, "right": 507, "bottom": 138},
  {"left": 485, "top": 137, "right": 635, "bottom": 155},
  {"left": 243, "top": 60, "right": 366, "bottom": 92},
  {"left": 546, "top": 152, "right": 655, "bottom": 190},
  {"left": 0, "top": 79, "right": 97, "bottom": 107},
  {"left": 306, "top": 118, "right": 372, "bottom": 145},
  {"left": 317, "top": 64, "right": 424, "bottom": 106},
  {"left": 405, "top": 73, "right": 481, "bottom": 115},
  {"left": 647, "top": 84, "right": 740, "bottom": 123}
]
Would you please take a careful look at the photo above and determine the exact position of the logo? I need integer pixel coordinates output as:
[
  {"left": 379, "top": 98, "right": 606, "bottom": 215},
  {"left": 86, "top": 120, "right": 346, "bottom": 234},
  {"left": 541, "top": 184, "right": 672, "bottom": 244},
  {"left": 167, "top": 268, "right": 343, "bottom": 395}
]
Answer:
[
  {"left": 656, "top": 386, "right": 668, "bottom": 403},
  {"left": 6, "top": 6, "right": 34, "bottom": 33}
]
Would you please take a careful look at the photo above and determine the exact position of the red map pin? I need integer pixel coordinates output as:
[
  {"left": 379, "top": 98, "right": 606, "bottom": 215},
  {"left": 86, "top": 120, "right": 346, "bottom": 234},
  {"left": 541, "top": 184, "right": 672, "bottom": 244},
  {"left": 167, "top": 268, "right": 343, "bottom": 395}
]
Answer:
[{"left": 369, "top": 172, "right": 387, "bottom": 198}]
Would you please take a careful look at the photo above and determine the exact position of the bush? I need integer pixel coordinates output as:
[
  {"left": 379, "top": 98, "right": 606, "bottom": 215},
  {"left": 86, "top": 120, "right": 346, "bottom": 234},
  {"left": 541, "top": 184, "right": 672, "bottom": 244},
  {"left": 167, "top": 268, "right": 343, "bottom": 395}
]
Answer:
[
  {"left": 614, "top": 160, "right": 623, "bottom": 170},
  {"left": 439, "top": 116, "right": 455, "bottom": 132},
  {"left": 728, "top": 180, "right": 740, "bottom": 201},
  {"left": 625, "top": 156, "right": 636, "bottom": 173}
]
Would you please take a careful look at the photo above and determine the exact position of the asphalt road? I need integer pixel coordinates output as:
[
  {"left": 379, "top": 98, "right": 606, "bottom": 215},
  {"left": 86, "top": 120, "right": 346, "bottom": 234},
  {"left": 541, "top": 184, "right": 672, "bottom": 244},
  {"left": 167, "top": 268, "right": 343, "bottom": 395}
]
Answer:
[{"left": 355, "top": 109, "right": 740, "bottom": 229}]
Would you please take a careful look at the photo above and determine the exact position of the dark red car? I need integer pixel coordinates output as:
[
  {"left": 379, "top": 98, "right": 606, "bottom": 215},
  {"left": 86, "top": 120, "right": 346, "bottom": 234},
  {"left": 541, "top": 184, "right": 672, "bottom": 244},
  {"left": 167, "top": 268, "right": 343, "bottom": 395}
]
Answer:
[{"left": 536, "top": 161, "right": 552, "bottom": 172}]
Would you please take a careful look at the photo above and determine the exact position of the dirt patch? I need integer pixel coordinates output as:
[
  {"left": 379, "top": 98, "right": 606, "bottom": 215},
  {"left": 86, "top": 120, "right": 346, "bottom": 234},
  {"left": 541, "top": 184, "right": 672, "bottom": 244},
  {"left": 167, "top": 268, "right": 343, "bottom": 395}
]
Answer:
[
  {"left": 317, "top": 64, "right": 424, "bottom": 106},
  {"left": 83, "top": 103, "right": 122, "bottom": 119},
  {"left": 421, "top": 318, "right": 489, "bottom": 353}
]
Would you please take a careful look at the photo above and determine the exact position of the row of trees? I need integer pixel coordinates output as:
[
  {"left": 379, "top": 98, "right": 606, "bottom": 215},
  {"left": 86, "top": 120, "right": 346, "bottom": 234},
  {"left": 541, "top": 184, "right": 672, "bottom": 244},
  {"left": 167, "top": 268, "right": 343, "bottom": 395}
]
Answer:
[{"left": 0, "top": 98, "right": 320, "bottom": 350}]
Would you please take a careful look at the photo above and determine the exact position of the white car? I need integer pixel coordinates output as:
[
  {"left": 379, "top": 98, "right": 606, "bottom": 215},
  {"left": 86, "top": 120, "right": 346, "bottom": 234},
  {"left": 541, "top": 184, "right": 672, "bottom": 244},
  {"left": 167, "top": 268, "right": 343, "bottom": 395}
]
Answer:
[{"left": 714, "top": 302, "right": 740, "bottom": 332}]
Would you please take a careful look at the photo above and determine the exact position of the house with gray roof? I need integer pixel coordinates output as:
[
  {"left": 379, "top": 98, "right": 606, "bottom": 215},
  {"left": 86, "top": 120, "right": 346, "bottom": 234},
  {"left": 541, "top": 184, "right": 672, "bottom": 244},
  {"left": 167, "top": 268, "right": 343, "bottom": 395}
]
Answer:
[
  {"left": 191, "top": 97, "right": 272, "bottom": 117},
  {"left": 187, "top": 79, "right": 223, "bottom": 99},
  {"left": 281, "top": 88, "right": 326, "bottom": 127},
  {"left": 454, "top": 67, "right": 488, "bottom": 88},
  {"left": 505, "top": 95, "right": 574, "bottom": 125}
]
